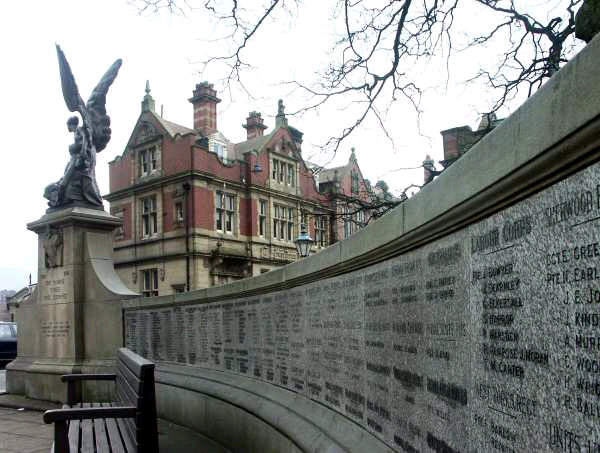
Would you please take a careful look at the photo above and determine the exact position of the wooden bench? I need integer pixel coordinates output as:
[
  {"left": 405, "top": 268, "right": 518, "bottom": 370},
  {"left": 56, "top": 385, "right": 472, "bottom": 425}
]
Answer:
[{"left": 43, "top": 348, "right": 158, "bottom": 453}]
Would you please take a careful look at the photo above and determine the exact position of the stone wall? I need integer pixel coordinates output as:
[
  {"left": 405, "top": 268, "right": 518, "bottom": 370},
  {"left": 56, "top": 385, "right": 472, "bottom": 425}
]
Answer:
[{"left": 122, "top": 35, "right": 600, "bottom": 452}]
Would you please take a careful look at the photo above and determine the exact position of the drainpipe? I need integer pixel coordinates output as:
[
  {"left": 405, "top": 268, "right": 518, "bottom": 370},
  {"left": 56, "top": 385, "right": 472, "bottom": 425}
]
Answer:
[{"left": 183, "top": 181, "right": 191, "bottom": 291}]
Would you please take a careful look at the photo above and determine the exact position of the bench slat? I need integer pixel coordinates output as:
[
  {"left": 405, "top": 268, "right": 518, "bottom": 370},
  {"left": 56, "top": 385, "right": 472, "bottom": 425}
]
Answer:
[
  {"left": 117, "top": 348, "right": 154, "bottom": 378},
  {"left": 112, "top": 387, "right": 138, "bottom": 449},
  {"left": 93, "top": 416, "right": 110, "bottom": 452},
  {"left": 116, "top": 417, "right": 137, "bottom": 453},
  {"left": 115, "top": 381, "right": 142, "bottom": 410},
  {"left": 68, "top": 415, "right": 79, "bottom": 453},
  {"left": 103, "top": 404, "right": 128, "bottom": 453},
  {"left": 116, "top": 360, "right": 143, "bottom": 395},
  {"left": 80, "top": 417, "right": 94, "bottom": 452}
]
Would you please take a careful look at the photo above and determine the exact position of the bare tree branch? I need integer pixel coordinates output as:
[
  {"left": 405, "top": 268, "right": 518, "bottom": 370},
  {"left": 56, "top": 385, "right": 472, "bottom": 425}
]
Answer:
[{"left": 134, "top": 0, "right": 584, "bottom": 150}]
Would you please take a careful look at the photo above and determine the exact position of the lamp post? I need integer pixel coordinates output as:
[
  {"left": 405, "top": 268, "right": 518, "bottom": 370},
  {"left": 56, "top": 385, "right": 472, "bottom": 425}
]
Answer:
[{"left": 295, "top": 224, "right": 314, "bottom": 258}]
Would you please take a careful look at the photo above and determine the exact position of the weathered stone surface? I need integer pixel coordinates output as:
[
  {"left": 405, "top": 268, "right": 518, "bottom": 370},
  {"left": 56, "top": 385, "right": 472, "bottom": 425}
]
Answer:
[
  {"left": 7, "top": 208, "right": 136, "bottom": 402},
  {"left": 124, "top": 162, "right": 600, "bottom": 451}
]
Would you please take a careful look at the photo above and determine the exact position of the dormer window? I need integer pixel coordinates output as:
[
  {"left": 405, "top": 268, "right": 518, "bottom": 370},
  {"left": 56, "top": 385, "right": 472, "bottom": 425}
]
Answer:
[
  {"left": 140, "top": 147, "right": 157, "bottom": 176},
  {"left": 212, "top": 142, "right": 226, "bottom": 161},
  {"left": 208, "top": 133, "right": 230, "bottom": 163}
]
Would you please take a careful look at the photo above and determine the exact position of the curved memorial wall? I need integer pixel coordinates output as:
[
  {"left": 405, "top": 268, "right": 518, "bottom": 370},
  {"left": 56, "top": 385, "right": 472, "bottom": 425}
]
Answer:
[{"left": 122, "top": 37, "right": 600, "bottom": 453}]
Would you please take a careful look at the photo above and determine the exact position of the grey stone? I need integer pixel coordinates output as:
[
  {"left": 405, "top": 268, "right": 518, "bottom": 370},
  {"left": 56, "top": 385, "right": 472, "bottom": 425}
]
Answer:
[{"left": 7, "top": 208, "right": 136, "bottom": 402}]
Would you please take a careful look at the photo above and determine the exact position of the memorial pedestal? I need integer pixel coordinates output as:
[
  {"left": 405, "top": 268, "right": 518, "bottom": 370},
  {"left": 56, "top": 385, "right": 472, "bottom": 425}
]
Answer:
[{"left": 6, "top": 207, "right": 137, "bottom": 402}]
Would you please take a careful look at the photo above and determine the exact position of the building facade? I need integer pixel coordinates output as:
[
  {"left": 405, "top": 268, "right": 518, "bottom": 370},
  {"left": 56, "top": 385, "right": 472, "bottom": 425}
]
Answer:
[
  {"left": 316, "top": 149, "right": 374, "bottom": 241},
  {"left": 107, "top": 83, "right": 372, "bottom": 296}
]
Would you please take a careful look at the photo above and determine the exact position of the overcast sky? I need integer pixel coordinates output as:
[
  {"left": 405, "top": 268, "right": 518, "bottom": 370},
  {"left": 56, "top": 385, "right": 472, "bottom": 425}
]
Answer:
[{"left": 0, "top": 0, "right": 575, "bottom": 290}]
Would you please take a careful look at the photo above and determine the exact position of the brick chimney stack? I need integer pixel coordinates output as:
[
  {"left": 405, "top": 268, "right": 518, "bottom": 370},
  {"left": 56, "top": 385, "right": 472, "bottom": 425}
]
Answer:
[
  {"left": 189, "top": 82, "right": 221, "bottom": 135},
  {"left": 242, "top": 111, "right": 267, "bottom": 140},
  {"left": 439, "top": 126, "right": 480, "bottom": 168}
]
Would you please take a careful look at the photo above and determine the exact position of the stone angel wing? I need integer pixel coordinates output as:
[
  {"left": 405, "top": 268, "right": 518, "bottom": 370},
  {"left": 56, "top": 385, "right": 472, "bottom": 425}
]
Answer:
[
  {"left": 56, "top": 44, "right": 85, "bottom": 115},
  {"left": 56, "top": 44, "right": 122, "bottom": 152},
  {"left": 86, "top": 57, "right": 122, "bottom": 152}
]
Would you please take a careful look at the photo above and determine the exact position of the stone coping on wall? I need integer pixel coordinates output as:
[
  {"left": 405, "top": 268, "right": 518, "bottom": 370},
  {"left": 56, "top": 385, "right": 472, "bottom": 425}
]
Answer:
[
  {"left": 154, "top": 363, "right": 395, "bottom": 453},
  {"left": 123, "top": 33, "right": 600, "bottom": 309}
]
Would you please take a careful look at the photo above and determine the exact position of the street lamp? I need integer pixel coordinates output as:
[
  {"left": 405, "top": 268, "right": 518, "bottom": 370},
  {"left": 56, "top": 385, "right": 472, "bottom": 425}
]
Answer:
[{"left": 295, "top": 224, "right": 314, "bottom": 258}]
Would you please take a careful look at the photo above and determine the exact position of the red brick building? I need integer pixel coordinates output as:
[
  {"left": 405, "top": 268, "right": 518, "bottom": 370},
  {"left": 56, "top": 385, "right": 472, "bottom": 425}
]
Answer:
[
  {"left": 106, "top": 82, "right": 373, "bottom": 296},
  {"left": 316, "top": 148, "right": 373, "bottom": 241}
]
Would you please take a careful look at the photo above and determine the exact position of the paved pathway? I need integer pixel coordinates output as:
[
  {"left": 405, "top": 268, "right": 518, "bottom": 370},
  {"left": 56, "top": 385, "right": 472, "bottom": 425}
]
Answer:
[{"left": 0, "top": 407, "right": 53, "bottom": 453}]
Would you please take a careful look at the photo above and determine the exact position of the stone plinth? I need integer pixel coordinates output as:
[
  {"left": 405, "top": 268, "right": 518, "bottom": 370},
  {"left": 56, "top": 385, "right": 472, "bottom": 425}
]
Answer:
[{"left": 6, "top": 207, "right": 137, "bottom": 402}]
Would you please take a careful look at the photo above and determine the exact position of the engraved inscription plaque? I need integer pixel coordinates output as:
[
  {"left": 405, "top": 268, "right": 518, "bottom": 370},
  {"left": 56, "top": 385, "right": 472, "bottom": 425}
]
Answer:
[{"left": 124, "top": 161, "right": 600, "bottom": 453}]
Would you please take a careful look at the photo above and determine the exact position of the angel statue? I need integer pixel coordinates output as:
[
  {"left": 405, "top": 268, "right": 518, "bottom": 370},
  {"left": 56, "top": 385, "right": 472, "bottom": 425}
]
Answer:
[{"left": 44, "top": 45, "right": 122, "bottom": 211}]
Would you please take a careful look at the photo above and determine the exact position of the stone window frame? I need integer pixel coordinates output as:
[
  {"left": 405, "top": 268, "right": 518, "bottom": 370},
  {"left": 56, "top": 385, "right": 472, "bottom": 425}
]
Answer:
[
  {"left": 112, "top": 208, "right": 125, "bottom": 240},
  {"left": 140, "top": 194, "right": 159, "bottom": 238},
  {"left": 272, "top": 157, "right": 295, "bottom": 185},
  {"left": 273, "top": 204, "right": 294, "bottom": 242},
  {"left": 314, "top": 214, "right": 328, "bottom": 248},
  {"left": 135, "top": 145, "right": 161, "bottom": 182},
  {"left": 174, "top": 201, "right": 184, "bottom": 224},
  {"left": 139, "top": 146, "right": 157, "bottom": 177},
  {"left": 287, "top": 163, "right": 295, "bottom": 187},
  {"left": 171, "top": 187, "right": 187, "bottom": 229},
  {"left": 343, "top": 206, "right": 353, "bottom": 239},
  {"left": 132, "top": 122, "right": 161, "bottom": 180},
  {"left": 216, "top": 191, "right": 236, "bottom": 234},
  {"left": 141, "top": 268, "right": 159, "bottom": 297},
  {"left": 258, "top": 199, "right": 267, "bottom": 237}
]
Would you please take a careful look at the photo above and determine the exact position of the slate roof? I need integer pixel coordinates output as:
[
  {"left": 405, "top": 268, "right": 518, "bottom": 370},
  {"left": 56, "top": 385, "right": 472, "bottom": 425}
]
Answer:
[
  {"left": 154, "top": 115, "right": 195, "bottom": 137},
  {"left": 232, "top": 133, "right": 272, "bottom": 159}
]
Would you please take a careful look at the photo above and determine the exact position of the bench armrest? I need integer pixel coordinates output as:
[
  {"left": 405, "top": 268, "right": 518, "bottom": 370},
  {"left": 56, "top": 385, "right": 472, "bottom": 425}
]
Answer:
[
  {"left": 61, "top": 374, "right": 116, "bottom": 406},
  {"left": 43, "top": 406, "right": 136, "bottom": 423},
  {"left": 61, "top": 374, "right": 117, "bottom": 382}
]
